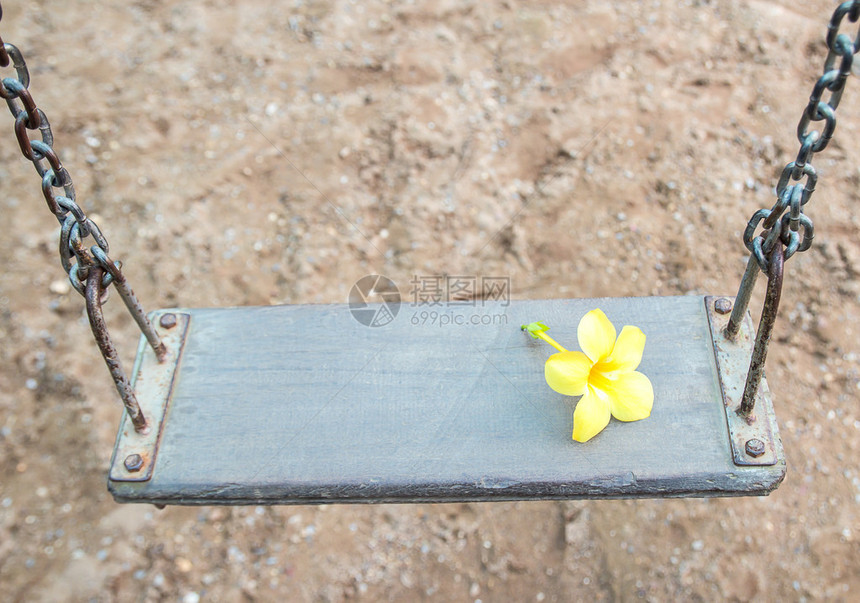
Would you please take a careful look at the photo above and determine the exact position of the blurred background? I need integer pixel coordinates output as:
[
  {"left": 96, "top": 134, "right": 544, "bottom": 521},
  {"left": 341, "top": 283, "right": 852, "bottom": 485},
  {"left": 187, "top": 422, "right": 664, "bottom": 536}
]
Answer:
[{"left": 1, "top": 0, "right": 858, "bottom": 600}]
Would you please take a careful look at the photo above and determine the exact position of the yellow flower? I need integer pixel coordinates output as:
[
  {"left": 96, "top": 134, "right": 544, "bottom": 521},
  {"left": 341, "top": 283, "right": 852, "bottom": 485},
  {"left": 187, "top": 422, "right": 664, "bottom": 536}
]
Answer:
[{"left": 522, "top": 309, "right": 654, "bottom": 442}]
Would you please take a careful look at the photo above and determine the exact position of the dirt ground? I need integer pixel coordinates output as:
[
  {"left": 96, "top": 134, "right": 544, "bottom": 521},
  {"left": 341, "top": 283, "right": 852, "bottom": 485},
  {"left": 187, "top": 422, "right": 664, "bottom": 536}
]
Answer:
[{"left": 1, "top": 0, "right": 859, "bottom": 600}]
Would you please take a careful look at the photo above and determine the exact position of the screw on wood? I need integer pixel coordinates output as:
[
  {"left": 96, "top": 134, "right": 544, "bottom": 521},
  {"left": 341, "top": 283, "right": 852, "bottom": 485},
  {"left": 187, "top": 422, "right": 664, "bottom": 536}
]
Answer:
[
  {"left": 124, "top": 453, "right": 144, "bottom": 472},
  {"left": 714, "top": 298, "right": 733, "bottom": 314},
  {"left": 159, "top": 313, "right": 177, "bottom": 329},
  {"left": 745, "top": 438, "right": 765, "bottom": 458}
]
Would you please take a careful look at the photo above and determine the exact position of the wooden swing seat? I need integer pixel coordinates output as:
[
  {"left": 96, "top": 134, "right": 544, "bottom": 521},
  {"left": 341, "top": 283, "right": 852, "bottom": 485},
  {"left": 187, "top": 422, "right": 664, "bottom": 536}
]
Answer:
[{"left": 107, "top": 294, "right": 784, "bottom": 505}]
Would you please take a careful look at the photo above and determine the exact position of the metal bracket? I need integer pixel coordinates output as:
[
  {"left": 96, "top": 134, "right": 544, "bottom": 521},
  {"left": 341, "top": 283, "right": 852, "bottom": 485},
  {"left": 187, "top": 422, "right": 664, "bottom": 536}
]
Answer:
[
  {"left": 705, "top": 296, "right": 779, "bottom": 467},
  {"left": 108, "top": 312, "right": 189, "bottom": 482}
]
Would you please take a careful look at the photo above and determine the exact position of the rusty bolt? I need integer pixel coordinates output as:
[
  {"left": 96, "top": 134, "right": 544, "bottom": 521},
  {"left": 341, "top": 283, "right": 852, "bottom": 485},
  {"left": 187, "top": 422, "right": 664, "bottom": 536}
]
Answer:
[
  {"left": 124, "top": 453, "right": 144, "bottom": 472},
  {"left": 714, "top": 298, "right": 733, "bottom": 315},
  {"left": 745, "top": 438, "right": 765, "bottom": 458},
  {"left": 159, "top": 313, "right": 177, "bottom": 329}
]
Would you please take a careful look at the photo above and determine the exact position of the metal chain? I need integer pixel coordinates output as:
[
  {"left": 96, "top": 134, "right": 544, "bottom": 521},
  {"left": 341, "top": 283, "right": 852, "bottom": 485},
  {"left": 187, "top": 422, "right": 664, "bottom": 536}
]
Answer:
[
  {"left": 741, "top": 0, "right": 860, "bottom": 273},
  {"left": 727, "top": 1, "right": 860, "bottom": 419},
  {"left": 1, "top": 11, "right": 112, "bottom": 294},
  {"left": 0, "top": 3, "right": 163, "bottom": 433}
]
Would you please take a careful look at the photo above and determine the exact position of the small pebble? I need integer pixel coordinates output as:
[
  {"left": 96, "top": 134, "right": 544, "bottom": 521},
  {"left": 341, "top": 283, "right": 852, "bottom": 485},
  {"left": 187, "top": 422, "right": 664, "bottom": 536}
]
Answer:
[{"left": 49, "top": 280, "right": 70, "bottom": 295}]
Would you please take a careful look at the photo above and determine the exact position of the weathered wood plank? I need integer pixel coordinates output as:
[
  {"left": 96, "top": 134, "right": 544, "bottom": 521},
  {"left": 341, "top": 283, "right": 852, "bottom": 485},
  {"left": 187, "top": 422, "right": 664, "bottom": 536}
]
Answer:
[{"left": 108, "top": 296, "right": 785, "bottom": 504}]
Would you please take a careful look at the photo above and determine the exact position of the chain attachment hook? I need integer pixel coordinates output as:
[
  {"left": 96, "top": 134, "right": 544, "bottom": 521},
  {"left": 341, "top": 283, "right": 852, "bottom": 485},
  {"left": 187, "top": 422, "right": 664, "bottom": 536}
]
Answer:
[
  {"left": 85, "top": 267, "right": 150, "bottom": 434},
  {"left": 737, "top": 244, "right": 785, "bottom": 420}
]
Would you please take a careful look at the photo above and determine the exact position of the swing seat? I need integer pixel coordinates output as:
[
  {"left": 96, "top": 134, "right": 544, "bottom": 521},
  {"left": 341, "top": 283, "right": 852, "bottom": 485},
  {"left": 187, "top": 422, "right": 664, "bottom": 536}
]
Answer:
[{"left": 107, "top": 295, "right": 785, "bottom": 505}]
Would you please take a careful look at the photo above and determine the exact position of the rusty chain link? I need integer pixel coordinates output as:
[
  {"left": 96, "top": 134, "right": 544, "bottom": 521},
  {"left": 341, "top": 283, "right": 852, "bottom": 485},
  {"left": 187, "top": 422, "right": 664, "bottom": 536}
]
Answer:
[
  {"left": 0, "top": 5, "right": 7, "bottom": 69},
  {"left": 0, "top": 2, "right": 163, "bottom": 433},
  {"left": 741, "top": 0, "right": 860, "bottom": 273},
  {"left": 727, "top": 1, "right": 860, "bottom": 419}
]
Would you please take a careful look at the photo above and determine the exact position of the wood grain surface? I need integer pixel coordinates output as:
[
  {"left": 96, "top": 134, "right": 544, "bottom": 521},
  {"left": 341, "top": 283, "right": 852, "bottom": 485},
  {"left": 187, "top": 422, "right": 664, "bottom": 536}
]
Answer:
[{"left": 109, "top": 296, "right": 785, "bottom": 504}]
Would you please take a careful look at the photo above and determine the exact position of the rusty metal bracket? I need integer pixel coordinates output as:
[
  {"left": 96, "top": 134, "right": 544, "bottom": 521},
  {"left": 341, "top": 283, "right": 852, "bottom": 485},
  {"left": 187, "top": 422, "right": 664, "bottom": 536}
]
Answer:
[
  {"left": 705, "top": 296, "right": 781, "bottom": 467},
  {"left": 108, "top": 311, "right": 189, "bottom": 483}
]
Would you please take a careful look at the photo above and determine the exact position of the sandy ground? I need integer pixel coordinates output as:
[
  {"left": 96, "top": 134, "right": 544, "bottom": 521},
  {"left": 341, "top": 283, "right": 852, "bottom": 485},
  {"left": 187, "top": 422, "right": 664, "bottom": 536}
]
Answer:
[{"left": 1, "top": 0, "right": 860, "bottom": 600}]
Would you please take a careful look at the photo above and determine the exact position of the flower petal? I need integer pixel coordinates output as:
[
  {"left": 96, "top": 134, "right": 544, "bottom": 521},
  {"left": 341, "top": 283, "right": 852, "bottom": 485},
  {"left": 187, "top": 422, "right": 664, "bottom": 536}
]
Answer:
[
  {"left": 600, "top": 326, "right": 646, "bottom": 373},
  {"left": 572, "top": 387, "right": 611, "bottom": 442},
  {"left": 545, "top": 351, "right": 592, "bottom": 396},
  {"left": 577, "top": 309, "right": 617, "bottom": 363},
  {"left": 604, "top": 371, "right": 654, "bottom": 422}
]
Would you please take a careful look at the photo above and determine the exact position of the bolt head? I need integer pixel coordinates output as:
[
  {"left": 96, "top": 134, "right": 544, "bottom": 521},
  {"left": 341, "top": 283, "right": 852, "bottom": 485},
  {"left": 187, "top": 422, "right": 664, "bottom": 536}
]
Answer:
[
  {"left": 159, "top": 313, "right": 177, "bottom": 329},
  {"left": 745, "top": 438, "right": 765, "bottom": 458},
  {"left": 124, "top": 453, "right": 144, "bottom": 472},
  {"left": 714, "top": 298, "right": 733, "bottom": 315}
]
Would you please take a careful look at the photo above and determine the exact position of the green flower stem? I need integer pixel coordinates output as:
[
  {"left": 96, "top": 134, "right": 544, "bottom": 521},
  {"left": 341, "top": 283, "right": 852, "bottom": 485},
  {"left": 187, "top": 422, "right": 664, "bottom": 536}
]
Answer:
[{"left": 536, "top": 331, "right": 567, "bottom": 353}]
